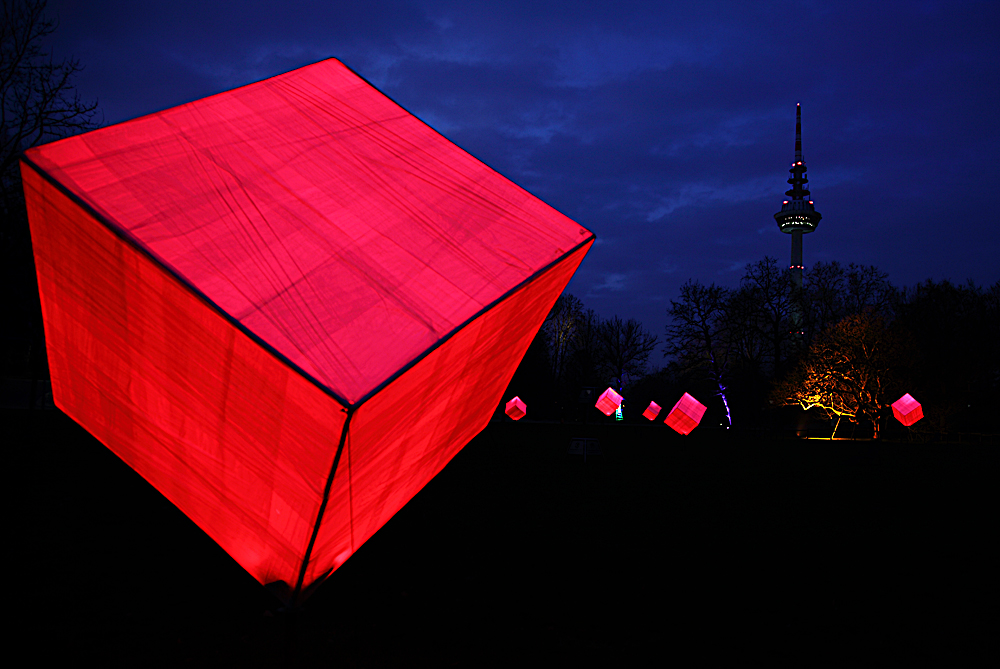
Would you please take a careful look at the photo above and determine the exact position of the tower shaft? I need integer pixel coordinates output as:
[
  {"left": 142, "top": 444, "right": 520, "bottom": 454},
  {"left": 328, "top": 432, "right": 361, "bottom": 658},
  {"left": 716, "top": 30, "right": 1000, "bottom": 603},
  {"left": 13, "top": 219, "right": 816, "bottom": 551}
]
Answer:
[{"left": 790, "top": 230, "right": 803, "bottom": 289}]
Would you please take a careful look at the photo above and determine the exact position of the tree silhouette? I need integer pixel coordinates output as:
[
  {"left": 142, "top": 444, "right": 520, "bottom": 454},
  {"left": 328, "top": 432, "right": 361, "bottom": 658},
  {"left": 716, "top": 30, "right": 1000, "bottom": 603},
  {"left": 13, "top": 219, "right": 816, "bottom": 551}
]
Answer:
[
  {"left": 802, "top": 261, "right": 894, "bottom": 344},
  {"left": 2, "top": 0, "right": 100, "bottom": 213},
  {"left": 596, "top": 315, "right": 658, "bottom": 393},
  {"left": 2, "top": 0, "right": 99, "bottom": 381},
  {"left": 732, "top": 257, "right": 795, "bottom": 377},
  {"left": 563, "top": 307, "right": 602, "bottom": 391},
  {"left": 543, "top": 293, "right": 583, "bottom": 390},
  {"left": 664, "top": 280, "right": 733, "bottom": 427},
  {"left": 892, "top": 279, "right": 1000, "bottom": 432}
]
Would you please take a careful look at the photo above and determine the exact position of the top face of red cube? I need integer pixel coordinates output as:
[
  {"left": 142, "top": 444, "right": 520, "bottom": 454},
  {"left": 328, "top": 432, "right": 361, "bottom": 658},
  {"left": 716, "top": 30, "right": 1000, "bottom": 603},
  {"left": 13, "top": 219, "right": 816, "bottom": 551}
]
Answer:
[
  {"left": 891, "top": 393, "right": 920, "bottom": 414},
  {"left": 671, "top": 393, "right": 707, "bottom": 422},
  {"left": 23, "top": 59, "right": 592, "bottom": 406}
]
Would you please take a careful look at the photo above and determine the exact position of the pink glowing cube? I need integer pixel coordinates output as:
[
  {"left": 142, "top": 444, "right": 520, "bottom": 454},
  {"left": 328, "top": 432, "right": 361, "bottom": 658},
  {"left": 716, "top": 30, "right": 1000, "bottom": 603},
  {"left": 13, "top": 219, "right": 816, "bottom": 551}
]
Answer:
[
  {"left": 505, "top": 396, "right": 527, "bottom": 421},
  {"left": 664, "top": 393, "right": 707, "bottom": 435},
  {"left": 643, "top": 401, "right": 661, "bottom": 421},
  {"left": 891, "top": 393, "right": 923, "bottom": 426},
  {"left": 595, "top": 387, "right": 623, "bottom": 416}
]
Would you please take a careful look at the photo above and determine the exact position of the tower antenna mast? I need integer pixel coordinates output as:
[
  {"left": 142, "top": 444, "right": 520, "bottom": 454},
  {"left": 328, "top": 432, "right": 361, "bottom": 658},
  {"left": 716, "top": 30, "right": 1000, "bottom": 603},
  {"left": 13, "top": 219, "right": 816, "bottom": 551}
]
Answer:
[{"left": 774, "top": 103, "right": 822, "bottom": 332}]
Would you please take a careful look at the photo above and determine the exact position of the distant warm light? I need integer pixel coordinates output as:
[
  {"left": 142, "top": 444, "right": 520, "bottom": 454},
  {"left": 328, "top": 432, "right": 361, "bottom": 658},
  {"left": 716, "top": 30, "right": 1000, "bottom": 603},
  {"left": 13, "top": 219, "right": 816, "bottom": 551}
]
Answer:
[
  {"left": 664, "top": 393, "right": 706, "bottom": 435},
  {"left": 595, "top": 387, "right": 623, "bottom": 416},
  {"left": 505, "top": 396, "right": 526, "bottom": 421},
  {"left": 643, "top": 401, "right": 661, "bottom": 421},
  {"left": 891, "top": 393, "right": 923, "bottom": 426}
]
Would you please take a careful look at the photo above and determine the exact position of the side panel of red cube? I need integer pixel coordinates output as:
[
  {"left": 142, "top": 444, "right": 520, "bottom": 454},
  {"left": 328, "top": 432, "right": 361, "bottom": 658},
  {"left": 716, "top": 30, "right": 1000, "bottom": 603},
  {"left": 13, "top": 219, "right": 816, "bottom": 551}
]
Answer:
[
  {"left": 665, "top": 393, "right": 707, "bottom": 435},
  {"left": 325, "top": 243, "right": 591, "bottom": 573},
  {"left": 23, "top": 164, "right": 347, "bottom": 597}
]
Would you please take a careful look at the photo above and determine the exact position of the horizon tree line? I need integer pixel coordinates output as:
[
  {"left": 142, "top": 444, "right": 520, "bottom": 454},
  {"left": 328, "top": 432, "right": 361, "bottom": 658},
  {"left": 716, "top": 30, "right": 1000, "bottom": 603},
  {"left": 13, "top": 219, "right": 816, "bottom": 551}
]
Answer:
[{"left": 506, "top": 257, "right": 997, "bottom": 435}]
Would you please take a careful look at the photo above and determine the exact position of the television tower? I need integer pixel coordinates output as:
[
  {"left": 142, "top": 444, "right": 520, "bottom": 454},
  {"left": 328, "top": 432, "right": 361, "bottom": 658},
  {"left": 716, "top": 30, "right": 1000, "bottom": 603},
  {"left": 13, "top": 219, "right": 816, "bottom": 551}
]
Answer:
[{"left": 774, "top": 103, "right": 822, "bottom": 291}]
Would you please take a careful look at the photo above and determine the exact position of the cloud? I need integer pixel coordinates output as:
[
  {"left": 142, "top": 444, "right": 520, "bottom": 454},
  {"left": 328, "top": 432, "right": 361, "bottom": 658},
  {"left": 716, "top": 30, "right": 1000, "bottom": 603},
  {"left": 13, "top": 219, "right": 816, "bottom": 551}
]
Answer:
[
  {"left": 646, "top": 176, "right": 779, "bottom": 222},
  {"left": 722, "top": 260, "right": 751, "bottom": 274},
  {"left": 590, "top": 272, "right": 628, "bottom": 293}
]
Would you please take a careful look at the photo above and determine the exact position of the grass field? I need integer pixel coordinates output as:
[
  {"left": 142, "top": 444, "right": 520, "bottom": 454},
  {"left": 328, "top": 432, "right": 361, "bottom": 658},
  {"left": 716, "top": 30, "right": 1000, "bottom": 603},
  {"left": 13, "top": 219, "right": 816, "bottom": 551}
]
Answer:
[{"left": 9, "top": 409, "right": 996, "bottom": 666}]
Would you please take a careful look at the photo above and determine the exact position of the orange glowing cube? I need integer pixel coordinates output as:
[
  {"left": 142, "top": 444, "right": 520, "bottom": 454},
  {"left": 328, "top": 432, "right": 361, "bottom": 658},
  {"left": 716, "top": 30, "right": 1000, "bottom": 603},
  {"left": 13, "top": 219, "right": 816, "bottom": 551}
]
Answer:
[
  {"left": 505, "top": 396, "right": 527, "bottom": 421},
  {"left": 664, "top": 393, "right": 706, "bottom": 435},
  {"left": 891, "top": 393, "right": 923, "bottom": 426}
]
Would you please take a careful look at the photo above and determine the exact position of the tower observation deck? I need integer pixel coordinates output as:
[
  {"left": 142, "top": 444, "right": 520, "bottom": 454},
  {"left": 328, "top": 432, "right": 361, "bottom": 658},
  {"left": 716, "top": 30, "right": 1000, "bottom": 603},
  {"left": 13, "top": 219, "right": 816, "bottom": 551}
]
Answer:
[{"left": 774, "top": 103, "right": 822, "bottom": 290}]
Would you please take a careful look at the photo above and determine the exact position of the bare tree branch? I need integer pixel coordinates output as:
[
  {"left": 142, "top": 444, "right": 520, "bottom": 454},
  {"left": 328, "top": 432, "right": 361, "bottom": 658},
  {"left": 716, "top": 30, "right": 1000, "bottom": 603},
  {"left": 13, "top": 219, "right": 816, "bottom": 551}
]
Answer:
[
  {"left": 664, "top": 280, "right": 733, "bottom": 425},
  {"left": 596, "top": 315, "right": 658, "bottom": 392},
  {"left": 2, "top": 0, "right": 100, "bottom": 212},
  {"left": 771, "top": 312, "right": 906, "bottom": 438}
]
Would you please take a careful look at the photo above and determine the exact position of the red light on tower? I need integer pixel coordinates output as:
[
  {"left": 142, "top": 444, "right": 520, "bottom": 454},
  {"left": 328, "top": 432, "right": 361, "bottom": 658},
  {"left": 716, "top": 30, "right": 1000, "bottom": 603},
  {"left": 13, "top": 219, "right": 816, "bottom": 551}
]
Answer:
[
  {"left": 891, "top": 394, "right": 923, "bottom": 426},
  {"left": 643, "top": 401, "right": 661, "bottom": 421},
  {"left": 595, "top": 387, "right": 623, "bottom": 416},
  {"left": 664, "top": 393, "right": 707, "bottom": 435},
  {"left": 505, "top": 396, "right": 526, "bottom": 421}
]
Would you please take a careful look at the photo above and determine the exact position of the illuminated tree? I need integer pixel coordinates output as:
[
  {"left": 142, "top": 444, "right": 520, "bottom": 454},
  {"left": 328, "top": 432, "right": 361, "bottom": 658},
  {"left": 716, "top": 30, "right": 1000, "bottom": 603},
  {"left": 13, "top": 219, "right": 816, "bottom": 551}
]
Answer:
[
  {"left": 664, "top": 280, "right": 733, "bottom": 427},
  {"left": 772, "top": 312, "right": 906, "bottom": 438}
]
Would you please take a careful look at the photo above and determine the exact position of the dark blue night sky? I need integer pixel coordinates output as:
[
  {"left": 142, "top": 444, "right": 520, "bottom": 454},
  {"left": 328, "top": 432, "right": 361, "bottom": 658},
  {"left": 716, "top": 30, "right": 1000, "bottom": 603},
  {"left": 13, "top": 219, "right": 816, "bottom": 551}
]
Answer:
[{"left": 46, "top": 0, "right": 1000, "bottom": 344}]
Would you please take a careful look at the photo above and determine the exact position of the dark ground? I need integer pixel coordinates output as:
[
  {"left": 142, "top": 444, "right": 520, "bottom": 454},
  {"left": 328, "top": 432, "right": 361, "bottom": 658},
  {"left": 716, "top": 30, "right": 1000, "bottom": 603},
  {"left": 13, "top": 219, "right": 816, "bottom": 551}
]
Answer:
[{"left": 9, "top": 408, "right": 997, "bottom": 666}]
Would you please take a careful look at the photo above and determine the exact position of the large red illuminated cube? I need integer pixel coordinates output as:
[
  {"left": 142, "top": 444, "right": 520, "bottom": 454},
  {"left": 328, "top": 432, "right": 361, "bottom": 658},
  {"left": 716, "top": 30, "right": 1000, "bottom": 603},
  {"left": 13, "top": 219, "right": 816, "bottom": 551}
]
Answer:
[
  {"left": 595, "top": 387, "right": 623, "bottom": 416},
  {"left": 505, "top": 397, "right": 526, "bottom": 421},
  {"left": 891, "top": 393, "right": 923, "bottom": 426},
  {"left": 643, "top": 401, "right": 661, "bottom": 421},
  {"left": 665, "top": 393, "right": 707, "bottom": 435},
  {"left": 22, "top": 59, "right": 593, "bottom": 606}
]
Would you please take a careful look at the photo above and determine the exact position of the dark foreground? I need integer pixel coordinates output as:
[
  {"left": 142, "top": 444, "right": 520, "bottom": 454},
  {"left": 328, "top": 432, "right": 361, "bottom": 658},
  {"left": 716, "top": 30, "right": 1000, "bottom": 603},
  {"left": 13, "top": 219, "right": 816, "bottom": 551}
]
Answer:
[{"left": 10, "top": 409, "right": 996, "bottom": 666}]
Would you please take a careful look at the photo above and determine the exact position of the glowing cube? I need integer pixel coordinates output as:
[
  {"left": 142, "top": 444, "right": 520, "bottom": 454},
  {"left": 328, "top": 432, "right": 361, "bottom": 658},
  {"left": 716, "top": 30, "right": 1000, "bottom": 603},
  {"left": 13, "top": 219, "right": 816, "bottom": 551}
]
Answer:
[
  {"left": 664, "top": 393, "right": 706, "bottom": 435},
  {"left": 891, "top": 393, "right": 923, "bottom": 426},
  {"left": 643, "top": 401, "right": 661, "bottom": 421},
  {"left": 21, "top": 59, "right": 593, "bottom": 606},
  {"left": 595, "top": 387, "right": 623, "bottom": 416},
  {"left": 505, "top": 397, "right": 526, "bottom": 421}
]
